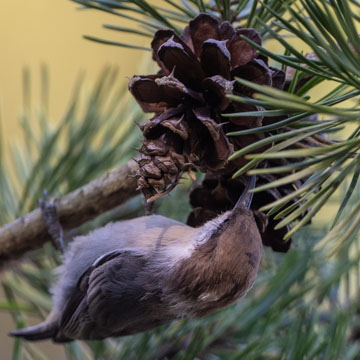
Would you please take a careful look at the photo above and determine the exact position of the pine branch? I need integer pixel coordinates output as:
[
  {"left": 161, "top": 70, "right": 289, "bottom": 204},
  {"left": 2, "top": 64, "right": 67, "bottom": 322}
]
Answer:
[
  {"left": 0, "top": 160, "right": 138, "bottom": 264},
  {"left": 73, "top": 0, "right": 292, "bottom": 50}
]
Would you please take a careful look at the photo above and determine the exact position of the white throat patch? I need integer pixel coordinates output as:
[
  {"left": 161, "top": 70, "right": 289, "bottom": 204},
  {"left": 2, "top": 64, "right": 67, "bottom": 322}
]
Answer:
[{"left": 195, "top": 211, "right": 231, "bottom": 246}]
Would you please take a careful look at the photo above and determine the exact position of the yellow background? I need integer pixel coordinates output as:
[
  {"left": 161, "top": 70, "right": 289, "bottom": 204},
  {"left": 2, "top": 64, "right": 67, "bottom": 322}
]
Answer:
[{"left": 0, "top": 0, "right": 148, "bottom": 136}]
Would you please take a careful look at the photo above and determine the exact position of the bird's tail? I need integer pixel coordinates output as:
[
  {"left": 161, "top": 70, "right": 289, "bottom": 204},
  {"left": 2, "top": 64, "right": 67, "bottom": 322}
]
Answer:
[{"left": 9, "top": 319, "right": 58, "bottom": 341}]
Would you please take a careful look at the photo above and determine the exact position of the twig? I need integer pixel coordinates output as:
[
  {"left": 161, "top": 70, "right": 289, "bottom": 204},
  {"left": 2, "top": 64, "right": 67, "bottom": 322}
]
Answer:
[{"left": 0, "top": 160, "right": 139, "bottom": 265}]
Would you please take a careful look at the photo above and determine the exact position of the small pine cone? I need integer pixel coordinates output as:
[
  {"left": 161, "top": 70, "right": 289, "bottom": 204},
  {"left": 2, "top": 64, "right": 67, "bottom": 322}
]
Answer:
[{"left": 135, "top": 137, "right": 189, "bottom": 201}]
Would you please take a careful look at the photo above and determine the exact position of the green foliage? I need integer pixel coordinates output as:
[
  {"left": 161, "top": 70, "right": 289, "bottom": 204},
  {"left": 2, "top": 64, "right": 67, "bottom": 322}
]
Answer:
[
  {"left": 0, "top": 66, "right": 143, "bottom": 223},
  {"left": 225, "top": 0, "right": 360, "bottom": 242},
  {"left": 71, "top": 0, "right": 295, "bottom": 46}
]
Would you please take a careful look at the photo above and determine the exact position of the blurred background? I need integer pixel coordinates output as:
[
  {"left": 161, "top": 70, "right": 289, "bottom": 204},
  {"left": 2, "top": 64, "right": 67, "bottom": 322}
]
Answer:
[
  {"left": 0, "top": 0, "right": 148, "bottom": 138},
  {"left": 0, "top": 1, "right": 146, "bottom": 357}
]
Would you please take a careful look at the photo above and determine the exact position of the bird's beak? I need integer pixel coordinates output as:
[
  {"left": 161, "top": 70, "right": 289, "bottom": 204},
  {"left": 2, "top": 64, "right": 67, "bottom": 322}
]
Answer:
[{"left": 234, "top": 175, "right": 256, "bottom": 210}]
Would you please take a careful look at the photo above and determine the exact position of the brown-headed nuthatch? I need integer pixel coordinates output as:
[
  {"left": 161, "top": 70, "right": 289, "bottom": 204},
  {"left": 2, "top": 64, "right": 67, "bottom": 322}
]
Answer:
[{"left": 10, "top": 176, "right": 262, "bottom": 342}]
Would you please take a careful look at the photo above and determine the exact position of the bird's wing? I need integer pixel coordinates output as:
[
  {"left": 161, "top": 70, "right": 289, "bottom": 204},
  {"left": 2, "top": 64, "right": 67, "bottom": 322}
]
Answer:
[{"left": 58, "top": 249, "right": 158, "bottom": 340}]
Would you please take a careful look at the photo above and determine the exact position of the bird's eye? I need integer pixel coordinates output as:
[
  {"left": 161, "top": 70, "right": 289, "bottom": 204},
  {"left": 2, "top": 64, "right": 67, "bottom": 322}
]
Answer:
[{"left": 223, "top": 218, "right": 230, "bottom": 225}]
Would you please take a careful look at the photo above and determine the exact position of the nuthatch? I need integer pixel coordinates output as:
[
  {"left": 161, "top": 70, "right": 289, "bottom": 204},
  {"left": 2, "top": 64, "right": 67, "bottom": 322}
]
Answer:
[{"left": 10, "top": 176, "right": 262, "bottom": 342}]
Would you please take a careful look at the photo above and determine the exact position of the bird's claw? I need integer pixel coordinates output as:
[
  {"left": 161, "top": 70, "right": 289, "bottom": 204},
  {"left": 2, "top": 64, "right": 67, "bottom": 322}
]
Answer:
[{"left": 39, "top": 190, "right": 65, "bottom": 254}]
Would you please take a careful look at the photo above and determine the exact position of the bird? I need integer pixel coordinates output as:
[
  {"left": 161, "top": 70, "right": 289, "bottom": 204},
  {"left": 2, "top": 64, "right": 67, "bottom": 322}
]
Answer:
[{"left": 10, "top": 176, "right": 263, "bottom": 343}]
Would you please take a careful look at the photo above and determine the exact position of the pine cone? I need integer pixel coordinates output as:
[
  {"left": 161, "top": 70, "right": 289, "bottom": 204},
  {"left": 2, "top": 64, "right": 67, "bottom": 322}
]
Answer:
[
  {"left": 130, "top": 13, "right": 286, "bottom": 201},
  {"left": 187, "top": 167, "right": 307, "bottom": 252}
]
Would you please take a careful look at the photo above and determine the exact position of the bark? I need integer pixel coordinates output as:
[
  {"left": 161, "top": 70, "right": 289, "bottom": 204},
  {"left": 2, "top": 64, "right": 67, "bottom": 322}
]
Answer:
[{"left": 0, "top": 160, "right": 139, "bottom": 265}]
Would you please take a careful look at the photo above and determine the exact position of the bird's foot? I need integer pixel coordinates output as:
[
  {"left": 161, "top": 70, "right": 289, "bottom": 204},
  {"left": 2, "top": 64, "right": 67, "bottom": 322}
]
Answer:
[{"left": 38, "top": 190, "right": 65, "bottom": 254}]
